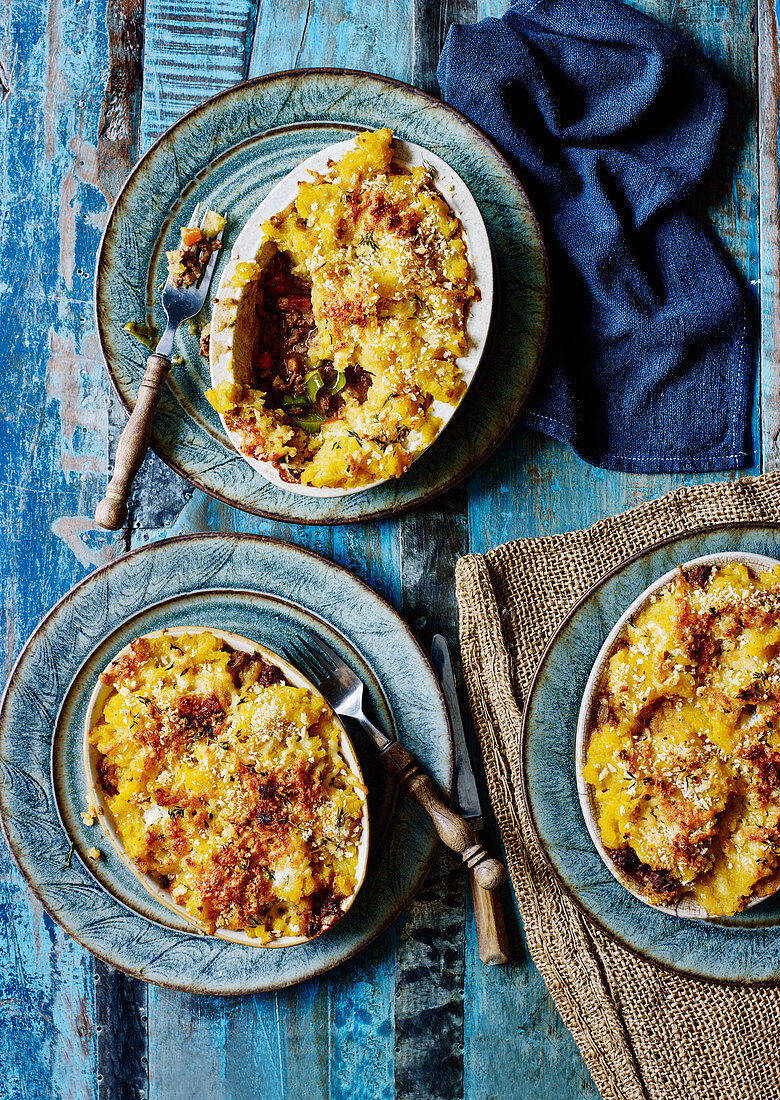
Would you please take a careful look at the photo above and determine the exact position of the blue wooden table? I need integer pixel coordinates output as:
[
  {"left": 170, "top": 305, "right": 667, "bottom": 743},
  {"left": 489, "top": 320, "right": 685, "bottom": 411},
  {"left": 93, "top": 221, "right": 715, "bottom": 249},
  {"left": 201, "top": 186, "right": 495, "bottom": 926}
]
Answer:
[{"left": 1, "top": 0, "right": 772, "bottom": 1095}]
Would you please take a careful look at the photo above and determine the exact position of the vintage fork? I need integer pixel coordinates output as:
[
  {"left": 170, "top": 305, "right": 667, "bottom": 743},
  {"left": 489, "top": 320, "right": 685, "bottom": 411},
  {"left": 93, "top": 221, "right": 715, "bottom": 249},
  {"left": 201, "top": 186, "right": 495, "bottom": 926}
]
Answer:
[
  {"left": 285, "top": 634, "right": 506, "bottom": 891},
  {"left": 95, "top": 202, "right": 224, "bottom": 530}
]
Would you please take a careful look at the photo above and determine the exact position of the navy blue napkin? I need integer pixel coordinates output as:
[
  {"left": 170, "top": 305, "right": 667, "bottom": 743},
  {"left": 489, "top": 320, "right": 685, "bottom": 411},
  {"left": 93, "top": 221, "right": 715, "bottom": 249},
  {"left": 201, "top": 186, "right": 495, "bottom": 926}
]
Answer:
[{"left": 438, "top": 0, "right": 753, "bottom": 473}]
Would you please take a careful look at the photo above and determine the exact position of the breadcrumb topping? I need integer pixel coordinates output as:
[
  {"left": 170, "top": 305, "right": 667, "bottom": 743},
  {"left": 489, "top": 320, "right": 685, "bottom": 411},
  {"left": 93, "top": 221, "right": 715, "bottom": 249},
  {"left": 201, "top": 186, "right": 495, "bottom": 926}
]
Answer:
[
  {"left": 89, "top": 632, "right": 367, "bottom": 940},
  {"left": 584, "top": 562, "right": 780, "bottom": 916},
  {"left": 206, "top": 127, "right": 477, "bottom": 489}
]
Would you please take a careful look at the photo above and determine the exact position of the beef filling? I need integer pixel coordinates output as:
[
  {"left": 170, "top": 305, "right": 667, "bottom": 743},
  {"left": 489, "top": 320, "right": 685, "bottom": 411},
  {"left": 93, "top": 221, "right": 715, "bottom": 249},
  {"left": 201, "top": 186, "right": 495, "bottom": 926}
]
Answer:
[
  {"left": 606, "top": 845, "right": 680, "bottom": 903},
  {"left": 251, "top": 252, "right": 365, "bottom": 417},
  {"left": 252, "top": 253, "right": 317, "bottom": 404}
]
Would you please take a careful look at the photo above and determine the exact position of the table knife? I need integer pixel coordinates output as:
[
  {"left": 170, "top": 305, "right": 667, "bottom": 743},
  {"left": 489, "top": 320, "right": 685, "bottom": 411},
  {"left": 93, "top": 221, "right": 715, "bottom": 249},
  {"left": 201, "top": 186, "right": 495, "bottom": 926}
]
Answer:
[{"left": 431, "top": 634, "right": 509, "bottom": 966}]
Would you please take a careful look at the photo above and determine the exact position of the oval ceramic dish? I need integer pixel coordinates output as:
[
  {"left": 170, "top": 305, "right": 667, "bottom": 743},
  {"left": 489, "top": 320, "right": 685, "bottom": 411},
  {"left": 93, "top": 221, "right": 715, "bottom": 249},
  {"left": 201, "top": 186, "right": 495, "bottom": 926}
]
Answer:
[
  {"left": 94, "top": 69, "right": 549, "bottom": 524},
  {"left": 210, "top": 137, "right": 494, "bottom": 498},
  {"left": 84, "top": 626, "right": 370, "bottom": 948},
  {"left": 520, "top": 521, "right": 780, "bottom": 984},
  {"left": 0, "top": 534, "right": 452, "bottom": 994},
  {"left": 576, "top": 551, "right": 780, "bottom": 921}
]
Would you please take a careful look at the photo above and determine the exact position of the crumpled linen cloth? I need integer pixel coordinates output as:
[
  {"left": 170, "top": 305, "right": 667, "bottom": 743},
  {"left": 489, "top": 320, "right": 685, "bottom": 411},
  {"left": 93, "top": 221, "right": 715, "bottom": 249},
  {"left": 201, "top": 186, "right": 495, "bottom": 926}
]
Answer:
[{"left": 438, "top": 0, "right": 753, "bottom": 473}]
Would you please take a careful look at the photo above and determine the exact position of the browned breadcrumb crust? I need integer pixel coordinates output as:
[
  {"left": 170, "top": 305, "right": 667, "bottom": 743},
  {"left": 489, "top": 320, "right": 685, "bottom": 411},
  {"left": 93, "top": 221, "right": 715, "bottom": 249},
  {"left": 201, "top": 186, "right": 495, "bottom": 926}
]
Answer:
[
  {"left": 91, "top": 634, "right": 365, "bottom": 938},
  {"left": 585, "top": 562, "right": 780, "bottom": 915}
]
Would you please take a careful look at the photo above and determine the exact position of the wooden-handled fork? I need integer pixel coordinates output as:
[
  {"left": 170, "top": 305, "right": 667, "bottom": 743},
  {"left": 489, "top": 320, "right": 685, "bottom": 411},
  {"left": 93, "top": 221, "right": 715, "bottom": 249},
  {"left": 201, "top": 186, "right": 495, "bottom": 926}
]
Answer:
[
  {"left": 285, "top": 634, "right": 507, "bottom": 895},
  {"left": 95, "top": 203, "right": 224, "bottom": 530}
]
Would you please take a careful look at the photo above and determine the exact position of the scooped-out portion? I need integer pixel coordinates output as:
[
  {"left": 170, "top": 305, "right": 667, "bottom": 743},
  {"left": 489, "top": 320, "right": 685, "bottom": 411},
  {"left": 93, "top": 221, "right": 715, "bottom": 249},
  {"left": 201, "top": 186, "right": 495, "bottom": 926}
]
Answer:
[{"left": 206, "top": 127, "right": 478, "bottom": 490}]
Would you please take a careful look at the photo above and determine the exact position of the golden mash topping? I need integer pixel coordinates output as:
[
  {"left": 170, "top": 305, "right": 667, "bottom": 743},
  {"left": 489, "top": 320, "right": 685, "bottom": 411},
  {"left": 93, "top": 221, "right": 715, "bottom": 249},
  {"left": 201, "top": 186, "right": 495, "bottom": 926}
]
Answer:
[
  {"left": 207, "top": 127, "right": 477, "bottom": 489},
  {"left": 584, "top": 561, "right": 780, "bottom": 916},
  {"left": 89, "top": 631, "right": 366, "bottom": 941}
]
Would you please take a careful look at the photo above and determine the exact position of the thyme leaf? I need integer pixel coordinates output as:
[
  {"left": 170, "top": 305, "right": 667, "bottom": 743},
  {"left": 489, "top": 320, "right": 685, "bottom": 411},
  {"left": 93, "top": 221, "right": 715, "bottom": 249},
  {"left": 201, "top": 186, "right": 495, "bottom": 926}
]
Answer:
[{"left": 358, "top": 231, "right": 379, "bottom": 252}]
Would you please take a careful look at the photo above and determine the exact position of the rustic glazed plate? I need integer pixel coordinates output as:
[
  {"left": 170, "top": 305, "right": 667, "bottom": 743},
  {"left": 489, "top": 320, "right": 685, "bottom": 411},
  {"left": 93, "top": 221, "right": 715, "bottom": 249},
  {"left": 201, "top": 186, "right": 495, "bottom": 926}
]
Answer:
[
  {"left": 522, "top": 522, "right": 780, "bottom": 984},
  {"left": 575, "top": 551, "right": 780, "bottom": 921},
  {"left": 209, "top": 135, "right": 495, "bottom": 498},
  {"left": 0, "top": 535, "right": 452, "bottom": 994},
  {"left": 94, "top": 68, "right": 549, "bottom": 523},
  {"left": 84, "top": 626, "right": 371, "bottom": 947}
]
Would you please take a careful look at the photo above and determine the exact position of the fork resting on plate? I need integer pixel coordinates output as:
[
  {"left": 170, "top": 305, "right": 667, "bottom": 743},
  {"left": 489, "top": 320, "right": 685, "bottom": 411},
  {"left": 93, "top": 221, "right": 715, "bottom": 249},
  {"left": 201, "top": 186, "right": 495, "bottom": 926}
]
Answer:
[
  {"left": 95, "top": 203, "right": 224, "bottom": 531},
  {"left": 286, "top": 634, "right": 506, "bottom": 892}
]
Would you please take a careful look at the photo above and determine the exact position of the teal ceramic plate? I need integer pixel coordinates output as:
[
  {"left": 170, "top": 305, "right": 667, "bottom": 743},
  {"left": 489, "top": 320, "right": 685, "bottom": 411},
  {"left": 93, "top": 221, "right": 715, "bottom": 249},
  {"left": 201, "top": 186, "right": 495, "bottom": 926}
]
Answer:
[
  {"left": 0, "top": 535, "right": 452, "bottom": 993},
  {"left": 94, "top": 69, "right": 549, "bottom": 523},
  {"left": 521, "top": 522, "right": 780, "bottom": 985}
]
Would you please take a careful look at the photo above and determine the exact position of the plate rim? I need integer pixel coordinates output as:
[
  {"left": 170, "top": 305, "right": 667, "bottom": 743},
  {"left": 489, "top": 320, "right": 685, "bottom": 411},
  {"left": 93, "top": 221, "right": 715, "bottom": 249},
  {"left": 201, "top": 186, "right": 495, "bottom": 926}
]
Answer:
[
  {"left": 519, "top": 517, "right": 780, "bottom": 988},
  {"left": 93, "top": 66, "right": 550, "bottom": 524},
  {"left": 0, "top": 532, "right": 454, "bottom": 993}
]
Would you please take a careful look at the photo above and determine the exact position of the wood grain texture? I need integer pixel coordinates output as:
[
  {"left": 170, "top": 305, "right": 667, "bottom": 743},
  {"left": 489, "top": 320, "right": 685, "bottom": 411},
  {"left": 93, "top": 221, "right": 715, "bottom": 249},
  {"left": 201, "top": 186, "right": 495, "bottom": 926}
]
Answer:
[
  {"left": 469, "top": 836, "right": 509, "bottom": 965},
  {"left": 394, "top": 850, "right": 466, "bottom": 1100},
  {"left": 0, "top": 0, "right": 141, "bottom": 1089},
  {"left": 95, "top": 962, "right": 148, "bottom": 1100},
  {"left": 249, "top": 0, "right": 414, "bottom": 85},
  {"left": 413, "top": 0, "right": 475, "bottom": 94},
  {"left": 147, "top": 929, "right": 396, "bottom": 1100},
  {"left": 380, "top": 740, "right": 506, "bottom": 889},
  {"left": 139, "top": 0, "right": 257, "bottom": 149},
  {"left": 99, "top": 0, "right": 144, "bottom": 202},
  {"left": 95, "top": 352, "right": 171, "bottom": 529}
]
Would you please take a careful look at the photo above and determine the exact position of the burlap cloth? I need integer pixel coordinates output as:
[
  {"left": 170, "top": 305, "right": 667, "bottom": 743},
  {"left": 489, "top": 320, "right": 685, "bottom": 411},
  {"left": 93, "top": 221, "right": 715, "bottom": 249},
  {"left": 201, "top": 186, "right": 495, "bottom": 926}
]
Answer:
[{"left": 455, "top": 472, "right": 780, "bottom": 1100}]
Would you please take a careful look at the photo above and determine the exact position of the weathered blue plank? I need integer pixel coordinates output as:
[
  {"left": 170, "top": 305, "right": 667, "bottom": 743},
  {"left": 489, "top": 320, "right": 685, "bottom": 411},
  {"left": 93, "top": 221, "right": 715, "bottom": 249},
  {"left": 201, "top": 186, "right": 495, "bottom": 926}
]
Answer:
[
  {"left": 140, "top": 0, "right": 257, "bottom": 149},
  {"left": 759, "top": 0, "right": 780, "bottom": 472},
  {"left": 248, "top": 0, "right": 414, "bottom": 86},
  {"left": 0, "top": 0, "right": 144, "bottom": 1089},
  {"left": 463, "top": 884, "right": 600, "bottom": 1100},
  {"left": 328, "top": 931, "right": 396, "bottom": 1100},
  {"left": 148, "top": 931, "right": 397, "bottom": 1100},
  {"left": 148, "top": 992, "right": 228, "bottom": 1096}
]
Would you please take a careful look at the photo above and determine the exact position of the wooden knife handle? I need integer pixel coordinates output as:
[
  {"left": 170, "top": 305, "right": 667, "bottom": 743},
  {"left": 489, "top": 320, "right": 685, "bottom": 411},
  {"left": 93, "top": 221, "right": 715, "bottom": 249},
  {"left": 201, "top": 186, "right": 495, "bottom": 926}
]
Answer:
[
  {"left": 380, "top": 741, "right": 506, "bottom": 891},
  {"left": 95, "top": 353, "right": 171, "bottom": 530},
  {"left": 470, "top": 831, "right": 509, "bottom": 965}
]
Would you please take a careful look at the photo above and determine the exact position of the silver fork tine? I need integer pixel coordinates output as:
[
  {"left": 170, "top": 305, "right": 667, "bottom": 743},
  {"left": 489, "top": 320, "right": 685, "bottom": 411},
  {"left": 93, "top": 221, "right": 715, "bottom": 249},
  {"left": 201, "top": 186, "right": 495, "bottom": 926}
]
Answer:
[
  {"left": 284, "top": 641, "right": 308, "bottom": 670},
  {"left": 281, "top": 641, "right": 305, "bottom": 667},
  {"left": 200, "top": 225, "right": 225, "bottom": 288},
  {"left": 186, "top": 201, "right": 203, "bottom": 228},
  {"left": 161, "top": 203, "right": 202, "bottom": 290},
  {"left": 284, "top": 641, "right": 325, "bottom": 684},
  {"left": 304, "top": 633, "right": 346, "bottom": 670},
  {"left": 297, "top": 644, "right": 333, "bottom": 682},
  {"left": 297, "top": 636, "right": 336, "bottom": 674}
]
